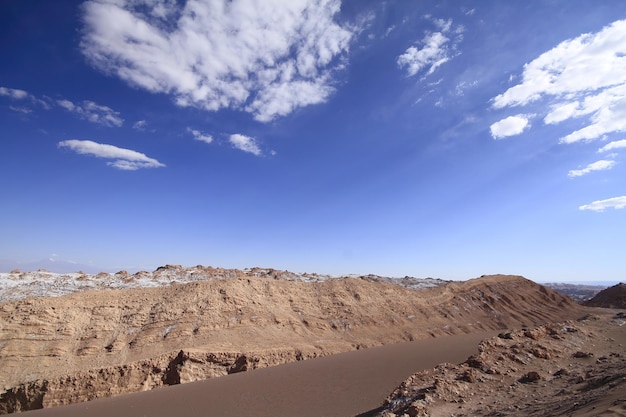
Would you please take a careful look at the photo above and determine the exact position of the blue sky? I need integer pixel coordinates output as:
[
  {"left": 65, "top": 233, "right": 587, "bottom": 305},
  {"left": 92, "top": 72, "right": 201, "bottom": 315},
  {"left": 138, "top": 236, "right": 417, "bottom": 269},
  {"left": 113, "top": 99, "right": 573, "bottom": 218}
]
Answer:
[{"left": 1, "top": 0, "right": 625, "bottom": 282}]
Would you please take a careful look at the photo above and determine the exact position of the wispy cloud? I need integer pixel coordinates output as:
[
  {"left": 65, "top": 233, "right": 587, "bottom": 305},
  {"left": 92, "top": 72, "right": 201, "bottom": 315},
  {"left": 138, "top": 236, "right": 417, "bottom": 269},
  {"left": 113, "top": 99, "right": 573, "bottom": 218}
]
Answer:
[
  {"left": 9, "top": 105, "right": 32, "bottom": 114},
  {"left": 58, "top": 139, "right": 165, "bottom": 170},
  {"left": 568, "top": 160, "right": 616, "bottom": 178},
  {"left": 57, "top": 99, "right": 123, "bottom": 127},
  {"left": 1, "top": 85, "right": 124, "bottom": 126},
  {"left": 579, "top": 196, "right": 626, "bottom": 211},
  {"left": 598, "top": 139, "right": 626, "bottom": 153},
  {"left": 455, "top": 80, "right": 478, "bottom": 96},
  {"left": 0, "top": 85, "right": 50, "bottom": 109},
  {"left": 80, "top": 0, "right": 358, "bottom": 122},
  {"left": 229, "top": 134, "right": 261, "bottom": 156},
  {"left": 397, "top": 18, "right": 463, "bottom": 78},
  {"left": 0, "top": 86, "right": 29, "bottom": 100},
  {"left": 492, "top": 19, "right": 626, "bottom": 144},
  {"left": 489, "top": 115, "right": 530, "bottom": 139},
  {"left": 132, "top": 120, "right": 147, "bottom": 131},
  {"left": 187, "top": 128, "right": 213, "bottom": 144}
]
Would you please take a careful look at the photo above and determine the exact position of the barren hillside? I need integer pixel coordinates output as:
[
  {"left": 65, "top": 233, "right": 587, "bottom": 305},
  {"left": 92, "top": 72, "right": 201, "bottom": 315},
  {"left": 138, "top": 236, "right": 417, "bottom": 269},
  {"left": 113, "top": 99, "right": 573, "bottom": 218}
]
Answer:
[
  {"left": 0, "top": 270, "right": 581, "bottom": 413},
  {"left": 584, "top": 283, "right": 626, "bottom": 309}
]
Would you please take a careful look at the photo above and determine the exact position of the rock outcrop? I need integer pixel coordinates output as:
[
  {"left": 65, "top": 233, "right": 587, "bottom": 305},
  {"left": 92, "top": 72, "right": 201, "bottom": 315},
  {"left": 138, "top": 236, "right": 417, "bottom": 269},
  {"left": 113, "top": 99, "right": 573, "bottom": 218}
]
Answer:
[{"left": 373, "top": 310, "right": 626, "bottom": 417}]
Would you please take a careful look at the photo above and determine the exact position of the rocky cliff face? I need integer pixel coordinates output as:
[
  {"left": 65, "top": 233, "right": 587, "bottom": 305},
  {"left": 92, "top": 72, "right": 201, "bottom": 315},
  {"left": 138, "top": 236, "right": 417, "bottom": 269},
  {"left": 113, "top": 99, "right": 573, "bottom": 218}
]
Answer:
[{"left": 0, "top": 271, "right": 581, "bottom": 413}]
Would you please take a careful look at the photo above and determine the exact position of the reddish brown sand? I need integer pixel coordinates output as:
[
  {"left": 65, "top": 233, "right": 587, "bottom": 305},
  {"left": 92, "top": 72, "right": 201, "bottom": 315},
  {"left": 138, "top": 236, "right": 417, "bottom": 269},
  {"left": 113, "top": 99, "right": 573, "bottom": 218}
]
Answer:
[{"left": 20, "top": 332, "right": 494, "bottom": 417}]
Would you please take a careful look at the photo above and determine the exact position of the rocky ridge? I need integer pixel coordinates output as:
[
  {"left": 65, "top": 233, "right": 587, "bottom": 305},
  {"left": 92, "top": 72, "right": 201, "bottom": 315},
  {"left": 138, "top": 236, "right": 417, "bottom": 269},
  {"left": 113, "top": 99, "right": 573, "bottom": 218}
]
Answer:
[
  {"left": 0, "top": 265, "right": 449, "bottom": 303},
  {"left": 0, "top": 271, "right": 581, "bottom": 413}
]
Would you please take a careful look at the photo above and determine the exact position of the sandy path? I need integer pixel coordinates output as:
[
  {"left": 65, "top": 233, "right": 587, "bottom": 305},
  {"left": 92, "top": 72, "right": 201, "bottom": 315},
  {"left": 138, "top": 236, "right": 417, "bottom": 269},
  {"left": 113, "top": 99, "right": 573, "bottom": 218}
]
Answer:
[{"left": 21, "top": 331, "right": 494, "bottom": 417}]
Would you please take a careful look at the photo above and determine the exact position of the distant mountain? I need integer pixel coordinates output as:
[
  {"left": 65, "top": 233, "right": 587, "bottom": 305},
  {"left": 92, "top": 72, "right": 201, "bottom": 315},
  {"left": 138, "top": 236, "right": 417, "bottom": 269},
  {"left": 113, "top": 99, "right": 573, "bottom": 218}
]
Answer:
[
  {"left": 583, "top": 283, "right": 626, "bottom": 308},
  {"left": 542, "top": 282, "right": 608, "bottom": 302}
]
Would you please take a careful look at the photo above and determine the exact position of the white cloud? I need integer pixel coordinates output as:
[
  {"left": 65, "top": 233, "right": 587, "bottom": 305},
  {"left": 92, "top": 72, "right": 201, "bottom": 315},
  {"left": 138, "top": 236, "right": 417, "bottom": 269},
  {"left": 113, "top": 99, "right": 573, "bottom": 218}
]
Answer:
[
  {"left": 490, "top": 19, "right": 626, "bottom": 207},
  {"left": 9, "top": 106, "right": 32, "bottom": 114},
  {"left": 229, "top": 134, "right": 261, "bottom": 156},
  {"left": 455, "top": 80, "right": 478, "bottom": 96},
  {"left": 579, "top": 196, "right": 626, "bottom": 211},
  {"left": 58, "top": 139, "right": 165, "bottom": 170},
  {"left": 80, "top": 0, "right": 357, "bottom": 122},
  {"left": 397, "top": 32, "right": 450, "bottom": 77},
  {"left": 489, "top": 115, "right": 530, "bottom": 139},
  {"left": 57, "top": 99, "right": 124, "bottom": 127},
  {"left": 599, "top": 139, "right": 626, "bottom": 153},
  {"left": 0, "top": 86, "right": 50, "bottom": 109},
  {"left": 432, "top": 18, "right": 452, "bottom": 33},
  {"left": 187, "top": 128, "right": 213, "bottom": 144},
  {"left": 567, "top": 159, "right": 616, "bottom": 178},
  {"left": 492, "top": 19, "right": 626, "bottom": 143},
  {"left": 0, "top": 86, "right": 29, "bottom": 99},
  {"left": 397, "top": 18, "right": 462, "bottom": 78},
  {"left": 133, "top": 120, "right": 147, "bottom": 130}
]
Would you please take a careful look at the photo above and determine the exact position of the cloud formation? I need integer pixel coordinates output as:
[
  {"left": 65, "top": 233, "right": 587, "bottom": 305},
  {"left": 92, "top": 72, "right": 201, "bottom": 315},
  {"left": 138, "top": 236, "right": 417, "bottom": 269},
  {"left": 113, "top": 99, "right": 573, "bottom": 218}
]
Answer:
[
  {"left": 598, "top": 139, "right": 626, "bottom": 153},
  {"left": 567, "top": 160, "right": 616, "bottom": 178},
  {"left": 489, "top": 115, "right": 529, "bottom": 139},
  {"left": 1, "top": 85, "right": 124, "bottom": 126},
  {"left": 397, "top": 18, "right": 462, "bottom": 78},
  {"left": 490, "top": 20, "right": 626, "bottom": 207},
  {"left": 492, "top": 19, "right": 626, "bottom": 144},
  {"left": 9, "top": 106, "right": 32, "bottom": 114},
  {"left": 579, "top": 196, "right": 626, "bottom": 212},
  {"left": 0, "top": 87, "right": 29, "bottom": 100},
  {"left": 229, "top": 134, "right": 262, "bottom": 156},
  {"left": 58, "top": 139, "right": 165, "bottom": 170},
  {"left": 57, "top": 99, "right": 124, "bottom": 127},
  {"left": 0, "top": 85, "right": 50, "bottom": 109},
  {"left": 133, "top": 120, "right": 147, "bottom": 130},
  {"left": 80, "top": 0, "right": 357, "bottom": 122},
  {"left": 188, "top": 128, "right": 213, "bottom": 144}
]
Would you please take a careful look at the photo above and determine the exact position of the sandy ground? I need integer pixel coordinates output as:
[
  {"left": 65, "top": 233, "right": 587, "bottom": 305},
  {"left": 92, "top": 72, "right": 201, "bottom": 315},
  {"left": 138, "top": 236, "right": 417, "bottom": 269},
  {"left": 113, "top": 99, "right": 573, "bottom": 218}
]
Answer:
[{"left": 18, "top": 332, "right": 495, "bottom": 417}]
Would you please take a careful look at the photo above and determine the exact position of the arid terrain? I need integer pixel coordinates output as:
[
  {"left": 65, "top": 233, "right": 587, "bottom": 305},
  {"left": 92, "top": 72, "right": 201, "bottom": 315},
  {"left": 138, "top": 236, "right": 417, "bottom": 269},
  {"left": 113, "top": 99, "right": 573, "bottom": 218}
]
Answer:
[
  {"left": 584, "top": 283, "right": 626, "bottom": 309},
  {"left": 371, "top": 309, "right": 626, "bottom": 417},
  {"left": 0, "top": 266, "right": 622, "bottom": 416},
  {"left": 543, "top": 282, "right": 608, "bottom": 303}
]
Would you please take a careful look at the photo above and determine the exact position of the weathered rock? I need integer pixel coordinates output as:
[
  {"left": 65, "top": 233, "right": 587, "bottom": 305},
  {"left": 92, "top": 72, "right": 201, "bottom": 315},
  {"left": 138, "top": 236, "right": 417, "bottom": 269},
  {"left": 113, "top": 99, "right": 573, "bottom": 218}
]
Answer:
[{"left": 374, "top": 312, "right": 626, "bottom": 417}]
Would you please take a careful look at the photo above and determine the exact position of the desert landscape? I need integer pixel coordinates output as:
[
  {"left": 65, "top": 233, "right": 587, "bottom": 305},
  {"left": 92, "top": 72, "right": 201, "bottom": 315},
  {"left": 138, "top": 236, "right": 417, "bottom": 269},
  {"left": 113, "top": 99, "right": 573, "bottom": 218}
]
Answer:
[{"left": 0, "top": 266, "right": 623, "bottom": 416}]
